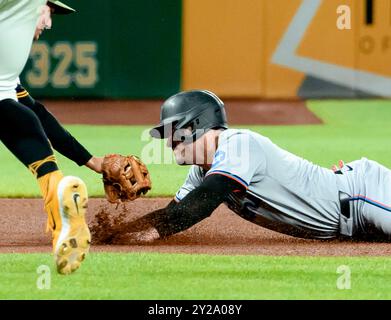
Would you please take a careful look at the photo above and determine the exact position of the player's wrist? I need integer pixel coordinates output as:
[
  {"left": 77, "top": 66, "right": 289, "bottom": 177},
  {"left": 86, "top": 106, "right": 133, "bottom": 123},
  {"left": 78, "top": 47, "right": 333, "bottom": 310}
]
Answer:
[{"left": 85, "top": 156, "right": 103, "bottom": 174}]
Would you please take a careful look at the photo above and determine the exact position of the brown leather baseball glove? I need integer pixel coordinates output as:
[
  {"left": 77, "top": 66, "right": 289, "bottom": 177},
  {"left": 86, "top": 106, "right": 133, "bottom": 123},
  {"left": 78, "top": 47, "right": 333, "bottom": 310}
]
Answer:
[{"left": 101, "top": 154, "right": 151, "bottom": 203}]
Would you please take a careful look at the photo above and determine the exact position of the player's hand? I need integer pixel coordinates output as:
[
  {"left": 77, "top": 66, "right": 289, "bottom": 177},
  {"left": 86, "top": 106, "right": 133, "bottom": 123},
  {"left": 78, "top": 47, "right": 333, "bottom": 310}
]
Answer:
[
  {"left": 332, "top": 160, "right": 354, "bottom": 174},
  {"left": 127, "top": 227, "right": 160, "bottom": 243},
  {"left": 331, "top": 160, "right": 345, "bottom": 172},
  {"left": 34, "top": 5, "right": 52, "bottom": 40},
  {"left": 86, "top": 156, "right": 104, "bottom": 174}
]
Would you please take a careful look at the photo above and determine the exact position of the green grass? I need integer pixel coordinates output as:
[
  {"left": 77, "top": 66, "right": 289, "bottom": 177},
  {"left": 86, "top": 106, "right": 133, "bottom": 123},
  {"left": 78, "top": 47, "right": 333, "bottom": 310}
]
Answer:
[
  {"left": 1, "top": 252, "right": 391, "bottom": 299},
  {"left": 1, "top": 99, "right": 391, "bottom": 197}
]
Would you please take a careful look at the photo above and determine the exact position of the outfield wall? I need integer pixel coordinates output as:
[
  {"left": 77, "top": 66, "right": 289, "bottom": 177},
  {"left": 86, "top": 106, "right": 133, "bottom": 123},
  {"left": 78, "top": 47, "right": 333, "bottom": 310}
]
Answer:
[
  {"left": 20, "top": 0, "right": 391, "bottom": 99},
  {"left": 21, "top": 0, "right": 182, "bottom": 99}
]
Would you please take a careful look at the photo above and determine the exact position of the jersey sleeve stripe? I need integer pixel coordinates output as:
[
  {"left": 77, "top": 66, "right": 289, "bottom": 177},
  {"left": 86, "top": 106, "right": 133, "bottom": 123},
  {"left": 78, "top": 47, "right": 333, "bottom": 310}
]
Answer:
[
  {"left": 206, "top": 170, "right": 248, "bottom": 189},
  {"left": 175, "top": 194, "right": 182, "bottom": 202}
]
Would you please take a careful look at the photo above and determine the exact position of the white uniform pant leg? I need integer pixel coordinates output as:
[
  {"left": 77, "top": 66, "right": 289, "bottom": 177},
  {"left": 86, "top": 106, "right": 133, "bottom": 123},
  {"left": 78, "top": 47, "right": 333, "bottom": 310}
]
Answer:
[
  {"left": 0, "top": 0, "right": 46, "bottom": 101},
  {"left": 356, "top": 159, "right": 391, "bottom": 240}
]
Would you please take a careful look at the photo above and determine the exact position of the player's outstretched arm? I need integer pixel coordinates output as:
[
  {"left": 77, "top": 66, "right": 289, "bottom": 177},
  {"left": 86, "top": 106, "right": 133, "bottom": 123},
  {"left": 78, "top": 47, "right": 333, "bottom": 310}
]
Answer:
[{"left": 119, "top": 174, "right": 247, "bottom": 242}]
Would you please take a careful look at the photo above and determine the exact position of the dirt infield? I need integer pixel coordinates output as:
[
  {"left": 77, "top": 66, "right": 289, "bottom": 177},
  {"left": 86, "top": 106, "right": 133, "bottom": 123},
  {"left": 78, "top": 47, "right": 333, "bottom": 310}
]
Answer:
[
  {"left": 1, "top": 198, "right": 390, "bottom": 256},
  {"left": 41, "top": 99, "right": 321, "bottom": 125}
]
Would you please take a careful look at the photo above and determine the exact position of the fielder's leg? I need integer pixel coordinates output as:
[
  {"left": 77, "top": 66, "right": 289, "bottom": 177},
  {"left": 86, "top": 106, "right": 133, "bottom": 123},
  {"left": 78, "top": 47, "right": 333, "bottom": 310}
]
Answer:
[{"left": 0, "top": 99, "right": 91, "bottom": 274}]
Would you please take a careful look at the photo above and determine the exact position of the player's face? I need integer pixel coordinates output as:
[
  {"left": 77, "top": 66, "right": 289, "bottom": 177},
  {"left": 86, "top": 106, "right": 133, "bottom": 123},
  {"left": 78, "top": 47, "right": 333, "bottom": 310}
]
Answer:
[
  {"left": 34, "top": 5, "right": 52, "bottom": 40},
  {"left": 167, "top": 127, "right": 216, "bottom": 166},
  {"left": 167, "top": 126, "right": 198, "bottom": 165}
]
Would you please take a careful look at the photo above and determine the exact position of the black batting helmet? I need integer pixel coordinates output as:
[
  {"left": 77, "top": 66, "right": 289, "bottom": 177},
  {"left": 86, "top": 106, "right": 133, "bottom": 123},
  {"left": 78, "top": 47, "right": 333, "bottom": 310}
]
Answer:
[{"left": 150, "top": 90, "right": 228, "bottom": 141}]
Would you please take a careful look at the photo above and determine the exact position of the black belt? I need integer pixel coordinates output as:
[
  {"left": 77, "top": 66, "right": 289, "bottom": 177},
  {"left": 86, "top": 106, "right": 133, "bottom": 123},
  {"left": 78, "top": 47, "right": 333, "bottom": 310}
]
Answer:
[{"left": 339, "top": 191, "right": 351, "bottom": 219}]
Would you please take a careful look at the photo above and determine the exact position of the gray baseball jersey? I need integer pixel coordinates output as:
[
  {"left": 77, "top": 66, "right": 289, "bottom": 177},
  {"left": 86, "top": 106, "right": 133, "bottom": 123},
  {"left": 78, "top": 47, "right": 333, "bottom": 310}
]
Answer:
[
  {"left": 0, "top": 0, "right": 46, "bottom": 101},
  {"left": 175, "top": 129, "right": 391, "bottom": 240}
]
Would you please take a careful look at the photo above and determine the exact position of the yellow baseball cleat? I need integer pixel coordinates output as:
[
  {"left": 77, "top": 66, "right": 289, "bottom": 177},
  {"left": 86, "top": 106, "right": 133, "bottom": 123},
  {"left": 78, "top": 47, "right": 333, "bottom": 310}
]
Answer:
[{"left": 50, "top": 176, "right": 91, "bottom": 275}]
